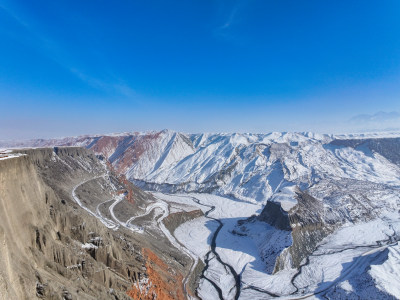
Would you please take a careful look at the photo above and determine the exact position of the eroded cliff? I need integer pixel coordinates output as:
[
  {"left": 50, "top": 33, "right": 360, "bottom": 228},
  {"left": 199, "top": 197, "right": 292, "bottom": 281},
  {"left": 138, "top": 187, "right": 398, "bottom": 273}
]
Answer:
[{"left": 0, "top": 147, "right": 191, "bottom": 300}]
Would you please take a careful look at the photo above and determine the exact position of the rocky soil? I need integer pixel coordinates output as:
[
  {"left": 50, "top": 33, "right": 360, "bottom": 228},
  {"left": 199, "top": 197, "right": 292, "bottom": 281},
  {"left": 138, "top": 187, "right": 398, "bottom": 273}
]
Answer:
[{"left": 0, "top": 147, "right": 195, "bottom": 300}]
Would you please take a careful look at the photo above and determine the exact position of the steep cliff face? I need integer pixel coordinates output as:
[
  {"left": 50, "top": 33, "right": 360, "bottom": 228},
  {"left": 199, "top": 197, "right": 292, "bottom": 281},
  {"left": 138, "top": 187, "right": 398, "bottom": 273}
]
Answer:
[
  {"left": 0, "top": 154, "right": 53, "bottom": 299},
  {"left": 258, "top": 175, "right": 400, "bottom": 273},
  {"left": 0, "top": 147, "right": 190, "bottom": 300},
  {"left": 259, "top": 189, "right": 333, "bottom": 272},
  {"left": 0, "top": 149, "right": 143, "bottom": 299}
]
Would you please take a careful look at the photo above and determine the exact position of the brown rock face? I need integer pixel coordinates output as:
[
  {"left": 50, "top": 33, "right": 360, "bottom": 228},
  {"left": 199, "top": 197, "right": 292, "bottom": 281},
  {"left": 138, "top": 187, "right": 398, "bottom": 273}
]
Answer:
[
  {"left": 0, "top": 147, "right": 192, "bottom": 300},
  {"left": 84, "top": 132, "right": 163, "bottom": 175},
  {"left": 0, "top": 155, "right": 52, "bottom": 299},
  {"left": 127, "top": 248, "right": 185, "bottom": 300},
  {"left": 258, "top": 201, "right": 291, "bottom": 231},
  {"left": 0, "top": 150, "right": 147, "bottom": 299},
  {"left": 163, "top": 209, "right": 204, "bottom": 234}
]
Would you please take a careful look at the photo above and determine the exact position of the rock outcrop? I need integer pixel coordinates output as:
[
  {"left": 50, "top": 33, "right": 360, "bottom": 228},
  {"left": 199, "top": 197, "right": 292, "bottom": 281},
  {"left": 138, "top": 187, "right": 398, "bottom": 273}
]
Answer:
[
  {"left": 0, "top": 149, "right": 145, "bottom": 299},
  {"left": 0, "top": 147, "right": 189, "bottom": 300},
  {"left": 258, "top": 188, "right": 333, "bottom": 272}
]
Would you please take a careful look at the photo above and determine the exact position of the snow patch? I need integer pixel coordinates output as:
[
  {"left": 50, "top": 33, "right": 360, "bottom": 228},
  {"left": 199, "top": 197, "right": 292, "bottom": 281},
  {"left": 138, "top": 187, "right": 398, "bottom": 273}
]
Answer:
[{"left": 269, "top": 185, "right": 298, "bottom": 212}]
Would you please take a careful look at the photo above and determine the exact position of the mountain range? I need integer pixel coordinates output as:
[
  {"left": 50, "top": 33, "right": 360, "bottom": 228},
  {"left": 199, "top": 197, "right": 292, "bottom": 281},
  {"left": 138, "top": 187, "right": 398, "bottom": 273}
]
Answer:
[{"left": 1, "top": 130, "right": 400, "bottom": 299}]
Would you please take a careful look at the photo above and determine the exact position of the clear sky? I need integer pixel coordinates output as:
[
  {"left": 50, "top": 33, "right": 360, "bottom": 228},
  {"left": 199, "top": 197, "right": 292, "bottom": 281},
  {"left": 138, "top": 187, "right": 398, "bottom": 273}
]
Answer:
[{"left": 1, "top": 0, "right": 400, "bottom": 139}]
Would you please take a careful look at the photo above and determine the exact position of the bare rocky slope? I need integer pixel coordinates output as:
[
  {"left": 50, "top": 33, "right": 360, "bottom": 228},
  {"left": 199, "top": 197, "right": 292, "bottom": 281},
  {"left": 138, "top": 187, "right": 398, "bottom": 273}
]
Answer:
[{"left": 0, "top": 147, "right": 194, "bottom": 300}]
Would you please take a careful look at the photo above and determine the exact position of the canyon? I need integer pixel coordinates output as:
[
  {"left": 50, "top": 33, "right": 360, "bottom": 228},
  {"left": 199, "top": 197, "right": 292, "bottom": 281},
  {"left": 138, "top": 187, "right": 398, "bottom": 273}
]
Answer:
[{"left": 1, "top": 130, "right": 400, "bottom": 299}]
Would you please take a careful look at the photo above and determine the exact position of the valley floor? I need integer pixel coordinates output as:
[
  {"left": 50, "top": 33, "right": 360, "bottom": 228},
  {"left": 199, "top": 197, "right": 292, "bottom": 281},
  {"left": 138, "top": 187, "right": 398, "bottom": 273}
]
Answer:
[{"left": 153, "top": 193, "right": 400, "bottom": 300}]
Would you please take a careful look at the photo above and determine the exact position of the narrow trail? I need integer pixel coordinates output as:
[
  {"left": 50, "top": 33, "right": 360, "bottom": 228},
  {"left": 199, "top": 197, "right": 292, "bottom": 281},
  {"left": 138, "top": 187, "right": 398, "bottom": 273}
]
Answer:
[
  {"left": 72, "top": 175, "right": 144, "bottom": 232},
  {"left": 125, "top": 202, "right": 164, "bottom": 227},
  {"left": 96, "top": 199, "right": 119, "bottom": 229},
  {"left": 71, "top": 175, "right": 118, "bottom": 230},
  {"left": 145, "top": 196, "right": 199, "bottom": 300},
  {"left": 72, "top": 177, "right": 197, "bottom": 299}
]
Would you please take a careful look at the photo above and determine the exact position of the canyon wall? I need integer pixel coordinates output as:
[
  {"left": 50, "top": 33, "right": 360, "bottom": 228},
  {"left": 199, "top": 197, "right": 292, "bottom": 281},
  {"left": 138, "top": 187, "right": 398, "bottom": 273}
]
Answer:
[{"left": 0, "top": 148, "right": 190, "bottom": 300}]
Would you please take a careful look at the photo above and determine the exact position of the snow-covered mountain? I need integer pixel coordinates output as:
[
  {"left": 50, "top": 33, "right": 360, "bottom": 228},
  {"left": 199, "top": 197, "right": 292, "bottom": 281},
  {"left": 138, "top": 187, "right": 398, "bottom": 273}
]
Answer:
[
  {"left": 2, "top": 130, "right": 400, "bottom": 299},
  {"left": 6, "top": 130, "right": 400, "bottom": 203}
]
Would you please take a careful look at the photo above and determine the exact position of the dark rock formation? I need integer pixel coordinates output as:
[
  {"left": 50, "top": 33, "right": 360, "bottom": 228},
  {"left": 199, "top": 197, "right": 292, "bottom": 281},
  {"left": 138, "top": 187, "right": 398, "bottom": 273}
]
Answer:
[{"left": 259, "top": 189, "right": 334, "bottom": 272}]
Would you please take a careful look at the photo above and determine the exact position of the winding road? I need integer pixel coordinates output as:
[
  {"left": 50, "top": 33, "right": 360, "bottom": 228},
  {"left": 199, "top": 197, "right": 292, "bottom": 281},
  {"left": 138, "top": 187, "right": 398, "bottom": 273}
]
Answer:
[
  {"left": 71, "top": 176, "right": 199, "bottom": 299},
  {"left": 72, "top": 178, "right": 400, "bottom": 300},
  {"left": 72, "top": 175, "right": 146, "bottom": 233},
  {"left": 71, "top": 175, "right": 119, "bottom": 230}
]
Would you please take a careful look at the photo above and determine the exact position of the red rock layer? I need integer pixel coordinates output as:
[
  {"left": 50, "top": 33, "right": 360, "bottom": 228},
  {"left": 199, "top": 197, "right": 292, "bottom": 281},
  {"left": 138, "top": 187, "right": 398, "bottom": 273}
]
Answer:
[
  {"left": 85, "top": 132, "right": 162, "bottom": 175},
  {"left": 127, "top": 248, "right": 185, "bottom": 300},
  {"left": 117, "top": 174, "right": 135, "bottom": 205}
]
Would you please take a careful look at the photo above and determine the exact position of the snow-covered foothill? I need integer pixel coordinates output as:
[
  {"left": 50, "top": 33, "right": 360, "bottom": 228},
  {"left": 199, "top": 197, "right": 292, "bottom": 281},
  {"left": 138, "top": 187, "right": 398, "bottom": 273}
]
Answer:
[{"left": 3, "top": 131, "right": 400, "bottom": 299}]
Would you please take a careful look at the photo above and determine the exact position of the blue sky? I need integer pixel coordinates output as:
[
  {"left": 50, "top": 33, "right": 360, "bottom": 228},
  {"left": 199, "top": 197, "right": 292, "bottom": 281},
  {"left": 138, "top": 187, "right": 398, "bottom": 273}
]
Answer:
[{"left": 1, "top": 0, "right": 400, "bottom": 139}]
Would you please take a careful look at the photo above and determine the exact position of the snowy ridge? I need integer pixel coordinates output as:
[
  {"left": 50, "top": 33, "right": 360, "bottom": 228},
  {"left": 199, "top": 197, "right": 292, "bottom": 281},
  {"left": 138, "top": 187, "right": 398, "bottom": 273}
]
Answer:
[{"left": 2, "top": 131, "right": 400, "bottom": 298}]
